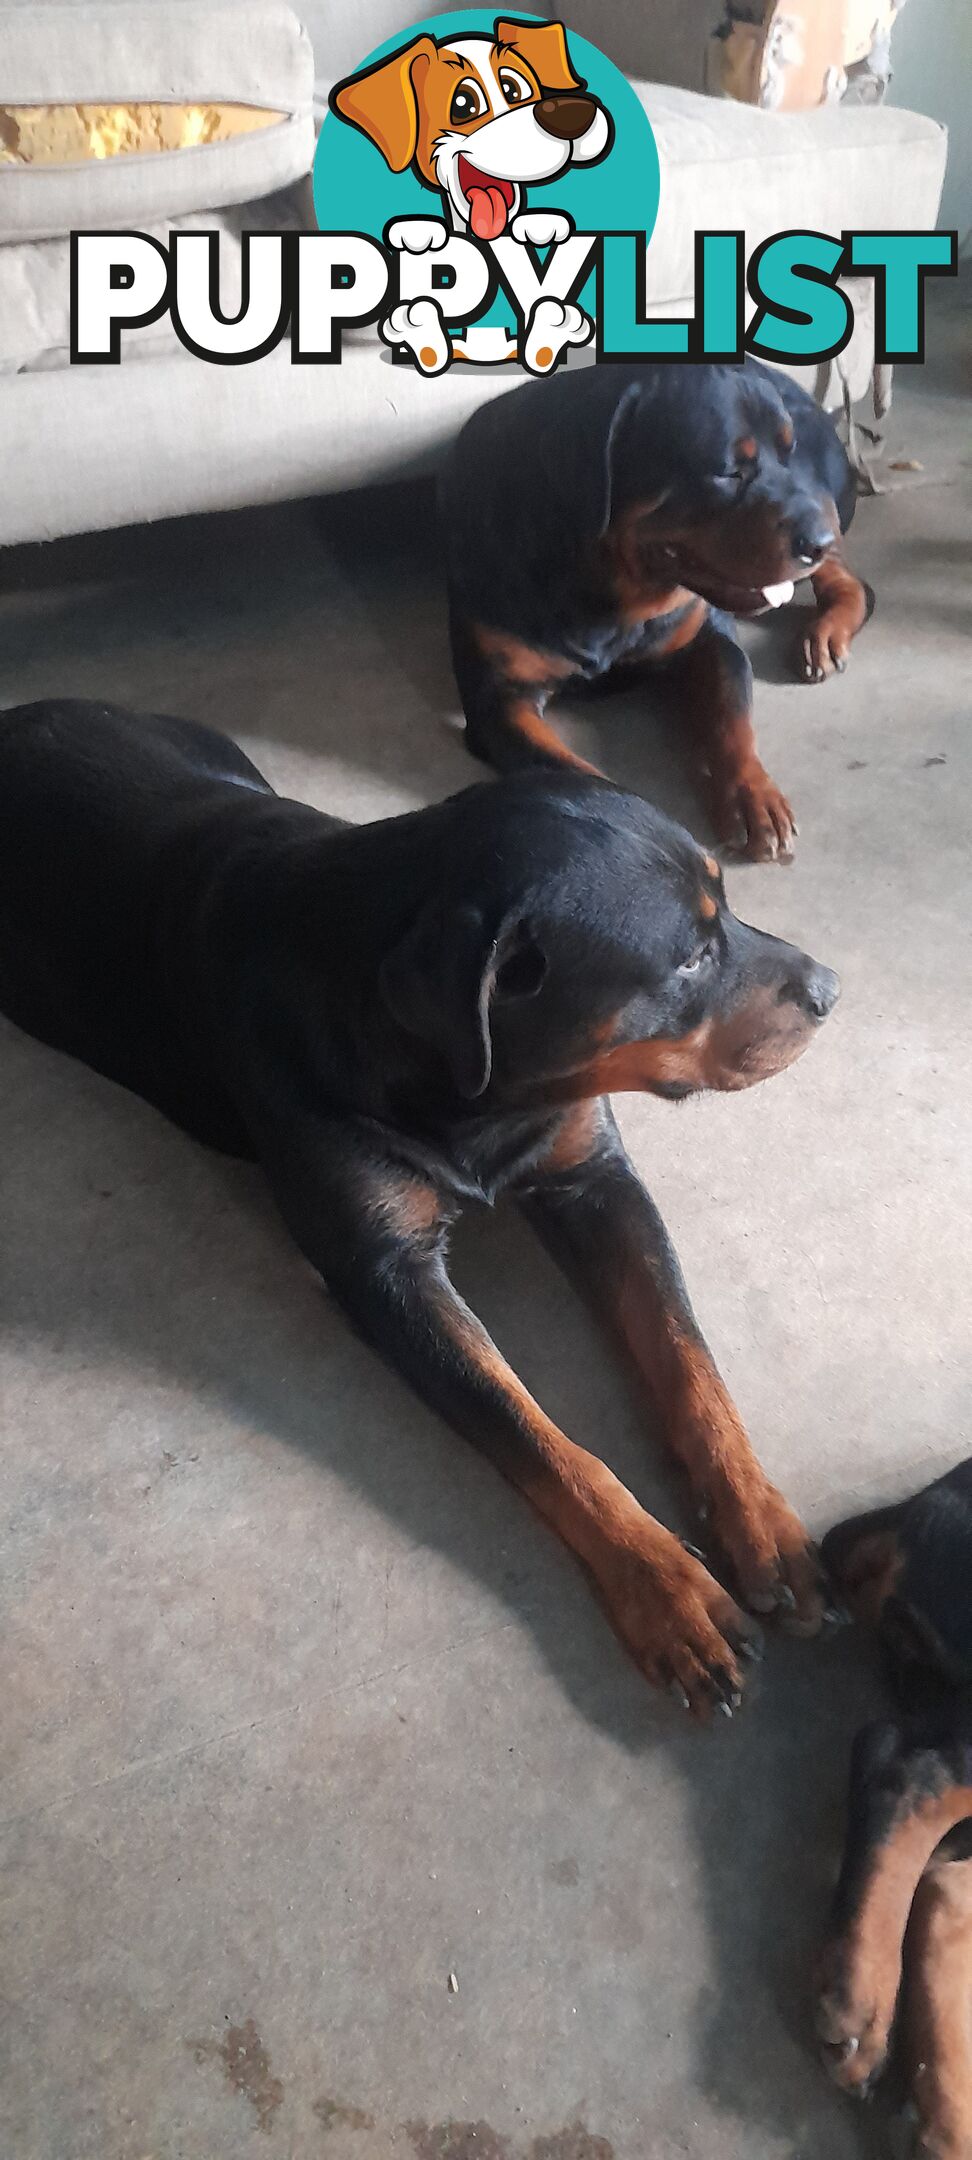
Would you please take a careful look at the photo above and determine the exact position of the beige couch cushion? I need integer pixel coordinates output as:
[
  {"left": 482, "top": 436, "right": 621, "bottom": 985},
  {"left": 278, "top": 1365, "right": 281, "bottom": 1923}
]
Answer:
[
  {"left": 638, "top": 81, "right": 948, "bottom": 305},
  {"left": 0, "top": 1, "right": 315, "bottom": 242},
  {"left": 0, "top": 181, "right": 313, "bottom": 376}
]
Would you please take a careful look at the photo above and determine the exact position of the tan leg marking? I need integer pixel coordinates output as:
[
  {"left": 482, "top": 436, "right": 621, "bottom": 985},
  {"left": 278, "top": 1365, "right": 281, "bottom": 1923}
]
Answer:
[
  {"left": 902, "top": 1859, "right": 972, "bottom": 2159},
  {"left": 819, "top": 1788, "right": 972, "bottom": 2094}
]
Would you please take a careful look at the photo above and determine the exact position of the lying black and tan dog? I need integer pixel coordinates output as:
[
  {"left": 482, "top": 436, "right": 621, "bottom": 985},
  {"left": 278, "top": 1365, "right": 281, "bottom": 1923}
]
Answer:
[
  {"left": 442, "top": 358, "right": 871, "bottom": 863},
  {"left": 0, "top": 700, "right": 841, "bottom": 1715},
  {"left": 816, "top": 1459, "right": 972, "bottom": 2152}
]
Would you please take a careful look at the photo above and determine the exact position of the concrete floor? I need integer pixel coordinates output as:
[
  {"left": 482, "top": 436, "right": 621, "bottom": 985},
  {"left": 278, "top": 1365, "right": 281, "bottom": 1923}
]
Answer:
[{"left": 1, "top": 279, "right": 970, "bottom": 2160}]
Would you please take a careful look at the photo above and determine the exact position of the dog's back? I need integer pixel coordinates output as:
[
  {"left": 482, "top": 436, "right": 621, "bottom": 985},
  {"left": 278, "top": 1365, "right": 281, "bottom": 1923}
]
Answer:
[{"left": 0, "top": 700, "right": 274, "bottom": 1147}]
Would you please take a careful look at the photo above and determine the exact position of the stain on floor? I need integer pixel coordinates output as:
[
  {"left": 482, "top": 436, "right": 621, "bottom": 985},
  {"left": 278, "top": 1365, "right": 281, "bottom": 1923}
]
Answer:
[
  {"left": 405, "top": 2120, "right": 613, "bottom": 2160},
  {"left": 315, "top": 2095, "right": 378, "bottom": 2133},
  {"left": 188, "top": 2017, "right": 284, "bottom": 2134}
]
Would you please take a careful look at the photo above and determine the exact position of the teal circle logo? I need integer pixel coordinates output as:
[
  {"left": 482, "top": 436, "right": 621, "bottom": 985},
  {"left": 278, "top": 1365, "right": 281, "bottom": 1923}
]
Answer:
[{"left": 313, "top": 10, "right": 659, "bottom": 373}]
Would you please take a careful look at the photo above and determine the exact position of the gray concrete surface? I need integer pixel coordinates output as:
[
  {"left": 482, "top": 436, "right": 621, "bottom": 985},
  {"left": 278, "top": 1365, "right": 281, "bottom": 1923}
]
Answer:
[{"left": 1, "top": 280, "right": 970, "bottom": 2160}]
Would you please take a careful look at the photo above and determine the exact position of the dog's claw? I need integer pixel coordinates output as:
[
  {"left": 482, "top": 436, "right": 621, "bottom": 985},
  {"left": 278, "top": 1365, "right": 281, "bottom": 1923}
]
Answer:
[{"left": 669, "top": 1680, "right": 692, "bottom": 1713}]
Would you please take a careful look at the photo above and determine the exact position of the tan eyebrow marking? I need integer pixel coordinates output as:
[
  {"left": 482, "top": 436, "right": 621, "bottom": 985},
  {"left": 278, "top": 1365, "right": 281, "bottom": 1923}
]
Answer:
[
  {"left": 737, "top": 435, "right": 757, "bottom": 462},
  {"left": 699, "top": 889, "right": 718, "bottom": 922},
  {"left": 703, "top": 854, "right": 720, "bottom": 879},
  {"left": 779, "top": 418, "right": 794, "bottom": 450}
]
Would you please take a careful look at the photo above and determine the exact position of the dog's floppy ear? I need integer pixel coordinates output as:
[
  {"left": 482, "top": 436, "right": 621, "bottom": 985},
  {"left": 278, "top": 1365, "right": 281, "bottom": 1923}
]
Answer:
[
  {"left": 381, "top": 902, "right": 548, "bottom": 1099},
  {"left": 776, "top": 375, "right": 858, "bottom": 533},
  {"left": 380, "top": 898, "right": 503, "bottom": 1099},
  {"left": 539, "top": 375, "right": 644, "bottom": 540},
  {"left": 330, "top": 37, "right": 436, "bottom": 172},
  {"left": 494, "top": 17, "right": 583, "bottom": 91}
]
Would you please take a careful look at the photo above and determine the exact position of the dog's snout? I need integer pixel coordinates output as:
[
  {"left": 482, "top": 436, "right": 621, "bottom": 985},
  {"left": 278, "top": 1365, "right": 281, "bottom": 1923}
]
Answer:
[
  {"left": 789, "top": 962, "right": 841, "bottom": 1023},
  {"left": 791, "top": 519, "right": 836, "bottom": 567},
  {"left": 535, "top": 93, "right": 598, "bottom": 140}
]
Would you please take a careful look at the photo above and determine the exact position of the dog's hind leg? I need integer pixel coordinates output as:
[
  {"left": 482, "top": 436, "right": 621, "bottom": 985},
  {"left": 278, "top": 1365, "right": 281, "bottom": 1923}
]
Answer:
[
  {"left": 816, "top": 1716, "right": 972, "bottom": 2097},
  {"left": 448, "top": 601, "right": 600, "bottom": 776},
  {"left": 899, "top": 1855, "right": 972, "bottom": 2159}
]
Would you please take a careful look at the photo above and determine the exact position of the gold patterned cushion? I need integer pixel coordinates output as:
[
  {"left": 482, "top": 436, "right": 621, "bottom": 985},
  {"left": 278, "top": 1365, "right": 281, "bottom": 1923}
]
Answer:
[
  {"left": 0, "top": 103, "right": 285, "bottom": 166},
  {"left": 0, "top": 2, "right": 315, "bottom": 240}
]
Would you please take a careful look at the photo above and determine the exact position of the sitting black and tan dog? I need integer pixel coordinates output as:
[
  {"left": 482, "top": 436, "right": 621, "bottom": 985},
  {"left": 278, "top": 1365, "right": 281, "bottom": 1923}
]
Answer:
[
  {"left": 816, "top": 1459, "right": 972, "bottom": 2154},
  {"left": 0, "top": 700, "right": 841, "bottom": 1715},
  {"left": 442, "top": 358, "right": 871, "bottom": 863}
]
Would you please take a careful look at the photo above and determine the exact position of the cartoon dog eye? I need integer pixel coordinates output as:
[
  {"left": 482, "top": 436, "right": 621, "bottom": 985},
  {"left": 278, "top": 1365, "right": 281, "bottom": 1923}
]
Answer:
[
  {"left": 450, "top": 79, "right": 489, "bottom": 125},
  {"left": 498, "top": 68, "right": 533, "bottom": 105}
]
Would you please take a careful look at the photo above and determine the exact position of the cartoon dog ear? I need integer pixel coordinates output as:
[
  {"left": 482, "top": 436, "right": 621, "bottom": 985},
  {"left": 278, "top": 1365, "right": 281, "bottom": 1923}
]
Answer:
[
  {"left": 494, "top": 17, "right": 583, "bottom": 91},
  {"left": 329, "top": 37, "right": 436, "bottom": 173},
  {"left": 380, "top": 898, "right": 503, "bottom": 1100}
]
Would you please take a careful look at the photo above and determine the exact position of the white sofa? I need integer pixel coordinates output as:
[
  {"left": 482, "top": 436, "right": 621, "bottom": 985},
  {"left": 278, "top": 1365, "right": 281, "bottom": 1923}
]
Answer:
[{"left": 0, "top": 0, "right": 948, "bottom": 548}]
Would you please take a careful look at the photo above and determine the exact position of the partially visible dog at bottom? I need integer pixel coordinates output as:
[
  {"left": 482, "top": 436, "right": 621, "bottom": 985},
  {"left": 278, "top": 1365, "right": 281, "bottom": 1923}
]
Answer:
[
  {"left": 816, "top": 1458, "right": 972, "bottom": 2155},
  {"left": 0, "top": 700, "right": 841, "bottom": 1717}
]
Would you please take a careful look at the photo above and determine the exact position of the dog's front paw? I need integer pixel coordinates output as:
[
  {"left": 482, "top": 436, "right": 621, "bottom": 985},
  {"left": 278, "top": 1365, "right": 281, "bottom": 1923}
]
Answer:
[
  {"left": 597, "top": 1533, "right": 762, "bottom": 1720},
  {"left": 705, "top": 1474, "right": 830, "bottom": 1635},
  {"left": 380, "top": 298, "right": 450, "bottom": 374},
  {"left": 523, "top": 296, "right": 592, "bottom": 375},
  {"left": 801, "top": 609, "right": 854, "bottom": 683},
  {"left": 386, "top": 217, "right": 449, "bottom": 254},
  {"left": 510, "top": 210, "right": 574, "bottom": 248},
  {"left": 711, "top": 761, "right": 798, "bottom": 863}
]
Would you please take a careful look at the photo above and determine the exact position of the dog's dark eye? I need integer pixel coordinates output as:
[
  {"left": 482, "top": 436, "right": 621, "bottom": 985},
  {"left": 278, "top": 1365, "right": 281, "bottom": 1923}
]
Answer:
[
  {"left": 451, "top": 79, "right": 488, "bottom": 125},
  {"left": 498, "top": 68, "right": 531, "bottom": 105},
  {"left": 494, "top": 944, "right": 547, "bottom": 999},
  {"left": 678, "top": 938, "right": 716, "bottom": 977}
]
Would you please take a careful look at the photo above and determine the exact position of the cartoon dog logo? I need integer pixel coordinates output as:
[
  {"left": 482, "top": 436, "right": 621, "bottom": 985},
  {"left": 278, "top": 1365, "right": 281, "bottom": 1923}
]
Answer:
[{"left": 329, "top": 16, "right": 613, "bottom": 370}]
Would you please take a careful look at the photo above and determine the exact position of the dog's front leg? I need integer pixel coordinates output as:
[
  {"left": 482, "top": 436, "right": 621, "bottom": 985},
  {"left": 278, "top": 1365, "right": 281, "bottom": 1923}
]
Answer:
[
  {"left": 802, "top": 544, "right": 872, "bottom": 683},
  {"left": 674, "top": 610, "right": 797, "bottom": 863},
  {"left": 517, "top": 1102, "right": 827, "bottom": 1633},
  {"left": 258, "top": 1114, "right": 759, "bottom": 1716}
]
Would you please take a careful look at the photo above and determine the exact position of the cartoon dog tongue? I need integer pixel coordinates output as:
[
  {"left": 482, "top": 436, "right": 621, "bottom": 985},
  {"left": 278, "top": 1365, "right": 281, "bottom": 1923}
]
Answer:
[{"left": 467, "top": 184, "right": 509, "bottom": 241}]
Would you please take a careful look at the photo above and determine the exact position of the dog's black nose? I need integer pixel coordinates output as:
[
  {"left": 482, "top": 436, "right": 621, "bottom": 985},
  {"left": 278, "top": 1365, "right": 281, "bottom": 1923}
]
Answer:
[
  {"left": 535, "top": 93, "right": 598, "bottom": 140},
  {"left": 791, "top": 521, "right": 836, "bottom": 566},
  {"left": 801, "top": 964, "right": 841, "bottom": 1021}
]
